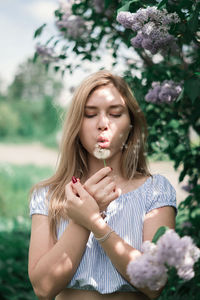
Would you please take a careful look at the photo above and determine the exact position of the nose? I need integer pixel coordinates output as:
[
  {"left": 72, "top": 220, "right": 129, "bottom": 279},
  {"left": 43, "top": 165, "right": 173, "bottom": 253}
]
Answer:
[{"left": 97, "top": 113, "right": 109, "bottom": 131}]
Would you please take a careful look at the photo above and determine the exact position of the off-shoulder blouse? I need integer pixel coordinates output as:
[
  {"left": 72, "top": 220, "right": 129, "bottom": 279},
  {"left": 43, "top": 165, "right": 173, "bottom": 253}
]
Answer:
[{"left": 30, "top": 174, "right": 177, "bottom": 294}]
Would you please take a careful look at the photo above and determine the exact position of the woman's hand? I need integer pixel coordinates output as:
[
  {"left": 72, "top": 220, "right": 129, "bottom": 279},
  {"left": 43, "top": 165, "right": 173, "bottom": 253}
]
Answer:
[
  {"left": 65, "top": 180, "right": 101, "bottom": 231},
  {"left": 83, "top": 167, "right": 120, "bottom": 213}
]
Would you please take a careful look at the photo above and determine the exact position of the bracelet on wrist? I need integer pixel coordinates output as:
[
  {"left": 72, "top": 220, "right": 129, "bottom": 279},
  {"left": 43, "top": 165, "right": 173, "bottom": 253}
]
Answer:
[{"left": 95, "top": 229, "right": 114, "bottom": 243}]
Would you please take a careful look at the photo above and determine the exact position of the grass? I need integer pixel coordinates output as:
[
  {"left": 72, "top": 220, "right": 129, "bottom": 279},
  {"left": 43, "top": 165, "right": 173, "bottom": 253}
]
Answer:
[{"left": 0, "top": 163, "right": 53, "bottom": 220}]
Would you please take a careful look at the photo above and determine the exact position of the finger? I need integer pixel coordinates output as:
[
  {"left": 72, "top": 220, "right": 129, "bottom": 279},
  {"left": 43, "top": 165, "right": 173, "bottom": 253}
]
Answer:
[
  {"left": 98, "top": 189, "right": 121, "bottom": 212},
  {"left": 105, "top": 188, "right": 121, "bottom": 204},
  {"left": 65, "top": 182, "right": 80, "bottom": 201},
  {"left": 95, "top": 181, "right": 116, "bottom": 200},
  {"left": 95, "top": 176, "right": 114, "bottom": 191},
  {"left": 84, "top": 167, "right": 112, "bottom": 187},
  {"left": 104, "top": 181, "right": 117, "bottom": 194},
  {"left": 72, "top": 180, "right": 90, "bottom": 199},
  {"left": 65, "top": 182, "right": 74, "bottom": 196}
]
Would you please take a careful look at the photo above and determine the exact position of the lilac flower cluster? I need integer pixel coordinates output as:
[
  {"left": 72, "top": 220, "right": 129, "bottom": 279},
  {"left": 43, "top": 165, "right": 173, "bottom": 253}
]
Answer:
[
  {"left": 117, "top": 6, "right": 180, "bottom": 54},
  {"left": 56, "top": 0, "right": 87, "bottom": 39},
  {"left": 145, "top": 80, "right": 182, "bottom": 103},
  {"left": 35, "top": 44, "right": 58, "bottom": 64},
  {"left": 127, "top": 229, "right": 200, "bottom": 291}
]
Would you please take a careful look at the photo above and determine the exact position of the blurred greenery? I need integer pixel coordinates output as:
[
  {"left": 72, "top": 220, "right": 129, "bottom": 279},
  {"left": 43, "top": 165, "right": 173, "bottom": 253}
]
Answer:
[
  {"left": 0, "top": 59, "right": 64, "bottom": 148},
  {"left": 0, "top": 225, "right": 37, "bottom": 300},
  {"left": 0, "top": 164, "right": 53, "bottom": 218},
  {"left": 0, "top": 163, "right": 53, "bottom": 299}
]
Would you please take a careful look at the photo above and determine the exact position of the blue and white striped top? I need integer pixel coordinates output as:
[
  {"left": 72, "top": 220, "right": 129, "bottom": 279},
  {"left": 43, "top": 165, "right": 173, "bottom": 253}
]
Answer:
[{"left": 30, "top": 174, "right": 177, "bottom": 294}]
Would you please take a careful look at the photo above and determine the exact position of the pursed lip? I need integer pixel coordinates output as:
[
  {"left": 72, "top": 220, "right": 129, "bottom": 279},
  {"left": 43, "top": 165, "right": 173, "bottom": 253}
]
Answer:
[{"left": 97, "top": 136, "right": 110, "bottom": 143}]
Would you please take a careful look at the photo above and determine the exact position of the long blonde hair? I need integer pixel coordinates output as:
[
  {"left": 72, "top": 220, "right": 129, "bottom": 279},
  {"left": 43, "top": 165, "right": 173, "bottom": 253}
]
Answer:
[{"left": 31, "top": 70, "right": 151, "bottom": 238}]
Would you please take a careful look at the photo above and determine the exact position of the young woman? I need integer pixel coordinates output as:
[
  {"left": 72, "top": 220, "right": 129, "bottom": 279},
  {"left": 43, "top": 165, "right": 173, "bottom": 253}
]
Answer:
[{"left": 28, "top": 70, "right": 176, "bottom": 300}]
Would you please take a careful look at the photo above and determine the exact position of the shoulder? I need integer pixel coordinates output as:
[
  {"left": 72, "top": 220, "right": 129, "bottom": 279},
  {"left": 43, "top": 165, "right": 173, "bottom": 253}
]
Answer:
[
  {"left": 149, "top": 174, "right": 176, "bottom": 193},
  {"left": 30, "top": 186, "right": 49, "bottom": 216},
  {"left": 145, "top": 174, "right": 177, "bottom": 214}
]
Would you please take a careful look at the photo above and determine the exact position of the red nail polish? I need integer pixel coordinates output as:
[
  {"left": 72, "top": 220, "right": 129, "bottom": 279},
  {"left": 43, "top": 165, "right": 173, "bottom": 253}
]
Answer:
[
  {"left": 110, "top": 167, "right": 113, "bottom": 171},
  {"left": 72, "top": 176, "right": 77, "bottom": 184}
]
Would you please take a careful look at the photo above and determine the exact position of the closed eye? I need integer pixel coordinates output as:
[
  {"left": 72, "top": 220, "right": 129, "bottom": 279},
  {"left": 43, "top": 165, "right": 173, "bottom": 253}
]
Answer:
[
  {"left": 110, "top": 114, "right": 121, "bottom": 118},
  {"left": 84, "top": 114, "right": 97, "bottom": 118}
]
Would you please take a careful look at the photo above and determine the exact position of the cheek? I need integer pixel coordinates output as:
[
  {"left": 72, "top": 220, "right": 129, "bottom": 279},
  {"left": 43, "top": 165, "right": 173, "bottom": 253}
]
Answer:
[
  {"left": 113, "top": 120, "right": 131, "bottom": 145},
  {"left": 79, "top": 121, "right": 94, "bottom": 150}
]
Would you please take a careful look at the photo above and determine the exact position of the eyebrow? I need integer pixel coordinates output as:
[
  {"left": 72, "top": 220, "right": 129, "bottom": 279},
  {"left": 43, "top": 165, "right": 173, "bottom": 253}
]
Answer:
[{"left": 85, "top": 105, "right": 125, "bottom": 110}]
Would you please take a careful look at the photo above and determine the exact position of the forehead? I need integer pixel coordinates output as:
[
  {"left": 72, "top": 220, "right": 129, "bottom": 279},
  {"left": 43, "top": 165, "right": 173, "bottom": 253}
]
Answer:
[{"left": 86, "top": 84, "right": 126, "bottom": 106}]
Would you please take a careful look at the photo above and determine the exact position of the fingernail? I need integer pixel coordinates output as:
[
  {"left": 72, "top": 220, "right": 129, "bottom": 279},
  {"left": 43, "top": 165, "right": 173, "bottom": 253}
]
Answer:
[
  {"left": 110, "top": 167, "right": 113, "bottom": 171},
  {"left": 72, "top": 176, "right": 77, "bottom": 184}
]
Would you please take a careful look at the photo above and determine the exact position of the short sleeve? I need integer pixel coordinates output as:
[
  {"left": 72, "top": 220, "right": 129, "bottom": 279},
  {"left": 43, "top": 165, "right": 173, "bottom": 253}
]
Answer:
[
  {"left": 145, "top": 174, "right": 177, "bottom": 214},
  {"left": 29, "top": 186, "right": 49, "bottom": 216}
]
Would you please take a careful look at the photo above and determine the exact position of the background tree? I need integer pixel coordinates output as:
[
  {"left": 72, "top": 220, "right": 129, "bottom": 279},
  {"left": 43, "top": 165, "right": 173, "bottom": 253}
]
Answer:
[
  {"left": 0, "top": 58, "right": 63, "bottom": 144},
  {"left": 7, "top": 58, "right": 63, "bottom": 102}
]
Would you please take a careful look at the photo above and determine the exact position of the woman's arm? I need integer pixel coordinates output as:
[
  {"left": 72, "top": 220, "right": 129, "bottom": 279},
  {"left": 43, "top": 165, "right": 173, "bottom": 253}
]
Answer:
[
  {"left": 29, "top": 167, "right": 118, "bottom": 300},
  {"left": 28, "top": 216, "right": 90, "bottom": 300},
  {"left": 66, "top": 180, "right": 176, "bottom": 300}
]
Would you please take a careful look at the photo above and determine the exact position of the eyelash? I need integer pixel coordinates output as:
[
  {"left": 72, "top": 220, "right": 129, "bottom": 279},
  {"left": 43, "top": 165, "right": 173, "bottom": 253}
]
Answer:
[{"left": 85, "top": 114, "right": 122, "bottom": 118}]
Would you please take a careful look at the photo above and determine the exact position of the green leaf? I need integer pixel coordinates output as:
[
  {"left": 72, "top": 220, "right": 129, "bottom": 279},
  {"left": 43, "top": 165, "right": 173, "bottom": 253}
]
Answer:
[
  {"left": 188, "top": 10, "right": 199, "bottom": 33},
  {"left": 175, "top": 87, "right": 184, "bottom": 103},
  {"left": 185, "top": 78, "right": 200, "bottom": 103},
  {"left": 117, "top": 0, "right": 139, "bottom": 13},
  {"left": 157, "top": 0, "right": 168, "bottom": 9},
  {"left": 54, "top": 66, "right": 60, "bottom": 72},
  {"left": 168, "top": 119, "right": 180, "bottom": 129},
  {"left": 34, "top": 23, "right": 46, "bottom": 38},
  {"left": 104, "top": 0, "right": 112, "bottom": 10},
  {"left": 195, "top": 72, "right": 200, "bottom": 77},
  {"left": 59, "top": 54, "right": 66, "bottom": 59},
  {"left": 32, "top": 52, "right": 38, "bottom": 63},
  {"left": 152, "top": 226, "right": 169, "bottom": 244}
]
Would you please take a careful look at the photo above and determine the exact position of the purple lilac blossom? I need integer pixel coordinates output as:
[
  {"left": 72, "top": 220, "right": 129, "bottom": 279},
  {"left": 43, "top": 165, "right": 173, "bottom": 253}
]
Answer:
[
  {"left": 157, "top": 230, "right": 200, "bottom": 280},
  {"left": 127, "top": 229, "right": 200, "bottom": 290},
  {"left": 127, "top": 253, "right": 168, "bottom": 290},
  {"left": 56, "top": 0, "right": 87, "bottom": 39},
  {"left": 145, "top": 80, "right": 182, "bottom": 104},
  {"left": 35, "top": 44, "right": 58, "bottom": 63},
  {"left": 117, "top": 7, "right": 180, "bottom": 54}
]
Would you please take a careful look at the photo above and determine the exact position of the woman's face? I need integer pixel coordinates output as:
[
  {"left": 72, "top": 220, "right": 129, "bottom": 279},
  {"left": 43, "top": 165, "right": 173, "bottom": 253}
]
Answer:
[{"left": 79, "top": 84, "right": 131, "bottom": 161}]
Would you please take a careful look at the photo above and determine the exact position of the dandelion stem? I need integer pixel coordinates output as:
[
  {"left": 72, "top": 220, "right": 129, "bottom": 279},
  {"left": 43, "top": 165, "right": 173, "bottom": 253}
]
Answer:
[{"left": 103, "top": 159, "right": 107, "bottom": 167}]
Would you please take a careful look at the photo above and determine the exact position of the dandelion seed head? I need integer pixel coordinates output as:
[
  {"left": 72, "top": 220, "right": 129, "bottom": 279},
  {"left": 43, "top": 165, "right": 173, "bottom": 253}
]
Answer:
[{"left": 93, "top": 144, "right": 110, "bottom": 160}]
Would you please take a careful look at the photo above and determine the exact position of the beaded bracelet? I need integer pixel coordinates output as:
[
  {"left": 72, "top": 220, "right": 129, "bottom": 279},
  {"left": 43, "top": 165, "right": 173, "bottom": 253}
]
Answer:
[{"left": 95, "top": 229, "right": 114, "bottom": 243}]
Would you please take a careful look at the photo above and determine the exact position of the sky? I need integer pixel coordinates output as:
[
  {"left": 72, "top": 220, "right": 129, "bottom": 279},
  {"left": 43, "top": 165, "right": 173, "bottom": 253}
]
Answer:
[
  {"left": 0, "top": 0, "right": 118, "bottom": 94},
  {"left": 0, "top": 0, "right": 58, "bottom": 88}
]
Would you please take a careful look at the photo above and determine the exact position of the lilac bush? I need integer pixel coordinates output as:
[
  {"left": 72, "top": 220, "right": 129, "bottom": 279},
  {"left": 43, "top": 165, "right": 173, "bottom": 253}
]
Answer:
[
  {"left": 145, "top": 80, "right": 182, "bottom": 103},
  {"left": 117, "top": 6, "right": 180, "bottom": 54},
  {"left": 127, "top": 229, "right": 200, "bottom": 291}
]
